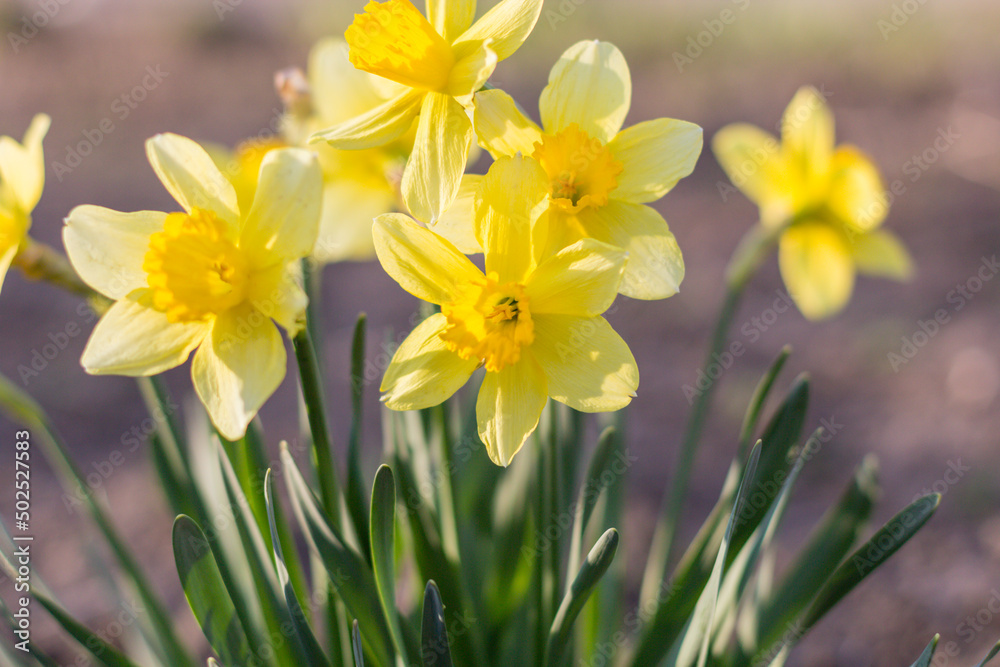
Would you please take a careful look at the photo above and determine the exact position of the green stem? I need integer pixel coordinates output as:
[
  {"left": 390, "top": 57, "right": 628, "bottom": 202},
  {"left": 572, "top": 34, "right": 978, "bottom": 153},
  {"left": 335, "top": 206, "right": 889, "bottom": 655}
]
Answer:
[
  {"left": 14, "top": 240, "right": 109, "bottom": 309},
  {"left": 638, "top": 223, "right": 781, "bottom": 609}
]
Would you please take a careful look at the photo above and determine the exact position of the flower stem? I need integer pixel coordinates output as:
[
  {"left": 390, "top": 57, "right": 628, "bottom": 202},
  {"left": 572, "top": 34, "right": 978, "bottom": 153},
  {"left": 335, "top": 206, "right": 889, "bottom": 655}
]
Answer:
[
  {"left": 14, "top": 239, "right": 110, "bottom": 311},
  {"left": 638, "top": 223, "right": 781, "bottom": 608}
]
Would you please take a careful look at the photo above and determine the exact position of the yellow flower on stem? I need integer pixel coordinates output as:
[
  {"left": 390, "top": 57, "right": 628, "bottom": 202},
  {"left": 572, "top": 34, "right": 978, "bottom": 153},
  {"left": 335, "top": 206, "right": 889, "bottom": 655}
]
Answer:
[
  {"left": 0, "top": 114, "right": 50, "bottom": 294},
  {"left": 455, "top": 40, "right": 702, "bottom": 300},
  {"left": 64, "top": 133, "right": 322, "bottom": 440},
  {"left": 375, "top": 155, "right": 638, "bottom": 466},
  {"left": 713, "top": 86, "right": 913, "bottom": 320},
  {"left": 311, "top": 0, "right": 544, "bottom": 225}
]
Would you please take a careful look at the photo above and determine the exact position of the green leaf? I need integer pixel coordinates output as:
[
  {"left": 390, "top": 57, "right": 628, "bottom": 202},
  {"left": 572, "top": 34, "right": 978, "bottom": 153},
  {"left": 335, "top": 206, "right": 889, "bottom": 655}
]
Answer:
[
  {"left": 263, "top": 470, "right": 331, "bottom": 667},
  {"left": 281, "top": 444, "right": 395, "bottom": 667},
  {"left": 421, "top": 581, "right": 454, "bottom": 667},
  {"left": 172, "top": 515, "right": 254, "bottom": 667},
  {"left": 974, "top": 640, "right": 1000, "bottom": 667},
  {"left": 353, "top": 620, "right": 366, "bottom": 667},
  {"left": 566, "top": 427, "right": 620, "bottom": 581},
  {"left": 546, "top": 528, "right": 620, "bottom": 667},
  {"left": 370, "top": 465, "right": 411, "bottom": 666},
  {"left": 909, "top": 635, "right": 939, "bottom": 667},
  {"left": 800, "top": 493, "right": 940, "bottom": 634},
  {"left": 347, "top": 313, "right": 372, "bottom": 565},
  {"left": 737, "top": 346, "right": 792, "bottom": 457}
]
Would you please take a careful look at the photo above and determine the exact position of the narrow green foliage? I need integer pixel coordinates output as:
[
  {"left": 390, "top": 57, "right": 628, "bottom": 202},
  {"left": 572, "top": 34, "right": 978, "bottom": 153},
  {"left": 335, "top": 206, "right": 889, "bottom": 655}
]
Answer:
[{"left": 421, "top": 581, "right": 455, "bottom": 667}]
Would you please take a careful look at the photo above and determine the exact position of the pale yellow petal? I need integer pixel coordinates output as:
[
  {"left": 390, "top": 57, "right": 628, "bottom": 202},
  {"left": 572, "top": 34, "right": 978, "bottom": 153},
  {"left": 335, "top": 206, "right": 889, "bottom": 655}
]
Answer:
[
  {"left": 309, "top": 38, "right": 393, "bottom": 124},
  {"left": 431, "top": 174, "right": 483, "bottom": 254},
  {"left": 476, "top": 154, "right": 550, "bottom": 283},
  {"left": 472, "top": 88, "right": 543, "bottom": 159},
  {"left": 447, "top": 41, "right": 498, "bottom": 99},
  {"left": 246, "top": 262, "right": 309, "bottom": 337},
  {"left": 531, "top": 314, "right": 638, "bottom": 412},
  {"left": 608, "top": 118, "right": 702, "bottom": 204},
  {"left": 311, "top": 90, "right": 423, "bottom": 150},
  {"left": 578, "top": 201, "right": 684, "bottom": 300},
  {"left": 381, "top": 313, "right": 478, "bottom": 409},
  {"left": 852, "top": 229, "right": 913, "bottom": 281},
  {"left": 241, "top": 148, "right": 322, "bottom": 265},
  {"left": 779, "top": 222, "right": 855, "bottom": 320},
  {"left": 81, "top": 289, "right": 209, "bottom": 376},
  {"left": 539, "top": 40, "right": 631, "bottom": 143},
  {"left": 527, "top": 239, "right": 625, "bottom": 316},
  {"left": 477, "top": 355, "right": 548, "bottom": 467},
  {"left": 192, "top": 305, "right": 287, "bottom": 441},
  {"left": 827, "top": 145, "right": 887, "bottom": 233},
  {"left": 63, "top": 206, "right": 166, "bottom": 299},
  {"left": 711, "top": 123, "right": 789, "bottom": 213},
  {"left": 453, "top": 0, "right": 543, "bottom": 62},
  {"left": 427, "top": 0, "right": 476, "bottom": 40},
  {"left": 373, "top": 212, "right": 482, "bottom": 304},
  {"left": 0, "top": 245, "right": 18, "bottom": 295},
  {"left": 781, "top": 86, "right": 834, "bottom": 172},
  {"left": 401, "top": 93, "right": 473, "bottom": 224},
  {"left": 146, "top": 134, "right": 240, "bottom": 227},
  {"left": 0, "top": 113, "right": 50, "bottom": 212},
  {"left": 313, "top": 180, "right": 396, "bottom": 263}
]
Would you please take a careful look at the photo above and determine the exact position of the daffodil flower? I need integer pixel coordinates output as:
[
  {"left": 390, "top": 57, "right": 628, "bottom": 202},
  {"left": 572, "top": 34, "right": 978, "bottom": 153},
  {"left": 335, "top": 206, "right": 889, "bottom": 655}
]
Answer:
[
  {"left": 453, "top": 40, "right": 702, "bottom": 300},
  {"left": 375, "top": 155, "right": 638, "bottom": 466},
  {"left": 311, "top": 0, "right": 544, "bottom": 225},
  {"left": 713, "top": 86, "right": 913, "bottom": 320},
  {"left": 0, "top": 114, "right": 50, "bottom": 294},
  {"left": 64, "top": 133, "right": 322, "bottom": 440}
]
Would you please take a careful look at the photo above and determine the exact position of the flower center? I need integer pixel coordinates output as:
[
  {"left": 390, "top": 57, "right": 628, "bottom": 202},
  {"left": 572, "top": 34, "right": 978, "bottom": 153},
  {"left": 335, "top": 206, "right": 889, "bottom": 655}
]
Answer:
[
  {"left": 345, "top": 0, "right": 456, "bottom": 92},
  {"left": 532, "top": 124, "right": 624, "bottom": 213},
  {"left": 440, "top": 273, "right": 535, "bottom": 373},
  {"left": 143, "top": 209, "right": 249, "bottom": 323}
]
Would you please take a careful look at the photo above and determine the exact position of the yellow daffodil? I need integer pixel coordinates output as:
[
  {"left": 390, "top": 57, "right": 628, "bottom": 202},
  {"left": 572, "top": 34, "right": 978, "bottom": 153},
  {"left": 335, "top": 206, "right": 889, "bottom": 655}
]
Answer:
[
  {"left": 312, "top": 0, "right": 544, "bottom": 225},
  {"left": 64, "top": 133, "right": 322, "bottom": 440},
  {"left": 713, "top": 86, "right": 913, "bottom": 320},
  {"left": 375, "top": 155, "right": 638, "bottom": 466},
  {"left": 0, "top": 114, "right": 50, "bottom": 294},
  {"left": 454, "top": 40, "right": 702, "bottom": 300}
]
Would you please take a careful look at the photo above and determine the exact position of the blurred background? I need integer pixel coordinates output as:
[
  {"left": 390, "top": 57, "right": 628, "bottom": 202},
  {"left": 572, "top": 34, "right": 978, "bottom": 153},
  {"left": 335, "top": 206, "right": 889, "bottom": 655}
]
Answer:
[{"left": 2, "top": 0, "right": 1000, "bottom": 664}]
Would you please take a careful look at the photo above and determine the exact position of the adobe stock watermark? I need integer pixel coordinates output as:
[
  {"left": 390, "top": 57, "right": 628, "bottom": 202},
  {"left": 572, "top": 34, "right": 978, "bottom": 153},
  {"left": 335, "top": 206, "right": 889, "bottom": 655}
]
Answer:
[
  {"left": 673, "top": 0, "right": 751, "bottom": 73},
  {"left": 877, "top": 0, "right": 928, "bottom": 41},
  {"left": 543, "top": 0, "right": 587, "bottom": 30},
  {"left": 580, "top": 581, "right": 675, "bottom": 667},
  {"left": 7, "top": 0, "right": 73, "bottom": 54},
  {"left": 887, "top": 255, "right": 999, "bottom": 372},
  {"left": 17, "top": 301, "right": 99, "bottom": 386},
  {"left": 51, "top": 65, "right": 170, "bottom": 182}
]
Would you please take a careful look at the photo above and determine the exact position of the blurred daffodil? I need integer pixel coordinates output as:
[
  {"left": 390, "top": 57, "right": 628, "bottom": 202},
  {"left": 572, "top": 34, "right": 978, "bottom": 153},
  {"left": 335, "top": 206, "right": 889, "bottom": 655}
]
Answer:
[
  {"left": 375, "top": 155, "right": 638, "bottom": 466},
  {"left": 713, "top": 86, "right": 913, "bottom": 320},
  {"left": 65, "top": 133, "right": 322, "bottom": 440},
  {"left": 457, "top": 40, "right": 702, "bottom": 300},
  {"left": 312, "top": 0, "right": 543, "bottom": 225},
  {"left": 0, "top": 114, "right": 50, "bottom": 294}
]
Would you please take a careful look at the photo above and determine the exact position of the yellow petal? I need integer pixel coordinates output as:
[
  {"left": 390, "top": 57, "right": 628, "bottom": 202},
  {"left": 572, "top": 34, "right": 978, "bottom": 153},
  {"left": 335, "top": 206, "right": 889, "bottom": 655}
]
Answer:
[
  {"left": 828, "top": 145, "right": 887, "bottom": 233},
  {"left": 472, "top": 88, "right": 544, "bottom": 159},
  {"left": 146, "top": 133, "right": 240, "bottom": 228},
  {"left": 63, "top": 206, "right": 166, "bottom": 299},
  {"left": 241, "top": 148, "right": 322, "bottom": 265},
  {"left": 778, "top": 222, "right": 855, "bottom": 320},
  {"left": 527, "top": 239, "right": 625, "bottom": 316},
  {"left": 453, "top": 0, "right": 543, "bottom": 62},
  {"left": 0, "top": 113, "right": 50, "bottom": 212},
  {"left": 192, "top": 305, "right": 287, "bottom": 441},
  {"left": 311, "top": 90, "right": 423, "bottom": 150},
  {"left": 447, "top": 41, "right": 498, "bottom": 99},
  {"left": 477, "top": 355, "right": 548, "bottom": 466},
  {"left": 476, "top": 154, "right": 550, "bottom": 283},
  {"left": 246, "top": 262, "right": 309, "bottom": 337},
  {"left": 313, "top": 180, "right": 396, "bottom": 263},
  {"left": 852, "top": 229, "right": 913, "bottom": 281},
  {"left": 539, "top": 40, "right": 631, "bottom": 144},
  {"left": 373, "top": 212, "right": 482, "bottom": 304},
  {"left": 609, "top": 118, "right": 703, "bottom": 204},
  {"left": 309, "top": 38, "right": 396, "bottom": 124},
  {"left": 0, "top": 245, "right": 18, "bottom": 295},
  {"left": 81, "top": 289, "right": 209, "bottom": 376},
  {"left": 578, "top": 201, "right": 684, "bottom": 300},
  {"left": 781, "top": 86, "right": 834, "bottom": 172},
  {"left": 531, "top": 314, "right": 637, "bottom": 412},
  {"left": 711, "top": 123, "right": 789, "bottom": 215},
  {"left": 381, "top": 312, "right": 478, "bottom": 409},
  {"left": 401, "top": 92, "right": 473, "bottom": 223},
  {"left": 431, "top": 174, "right": 483, "bottom": 254},
  {"left": 427, "top": 0, "right": 476, "bottom": 40}
]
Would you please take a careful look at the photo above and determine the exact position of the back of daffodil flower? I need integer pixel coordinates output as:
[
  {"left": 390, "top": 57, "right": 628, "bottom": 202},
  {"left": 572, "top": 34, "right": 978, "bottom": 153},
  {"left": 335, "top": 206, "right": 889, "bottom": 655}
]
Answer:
[
  {"left": 713, "top": 86, "right": 913, "bottom": 319},
  {"left": 375, "top": 155, "right": 638, "bottom": 466}
]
